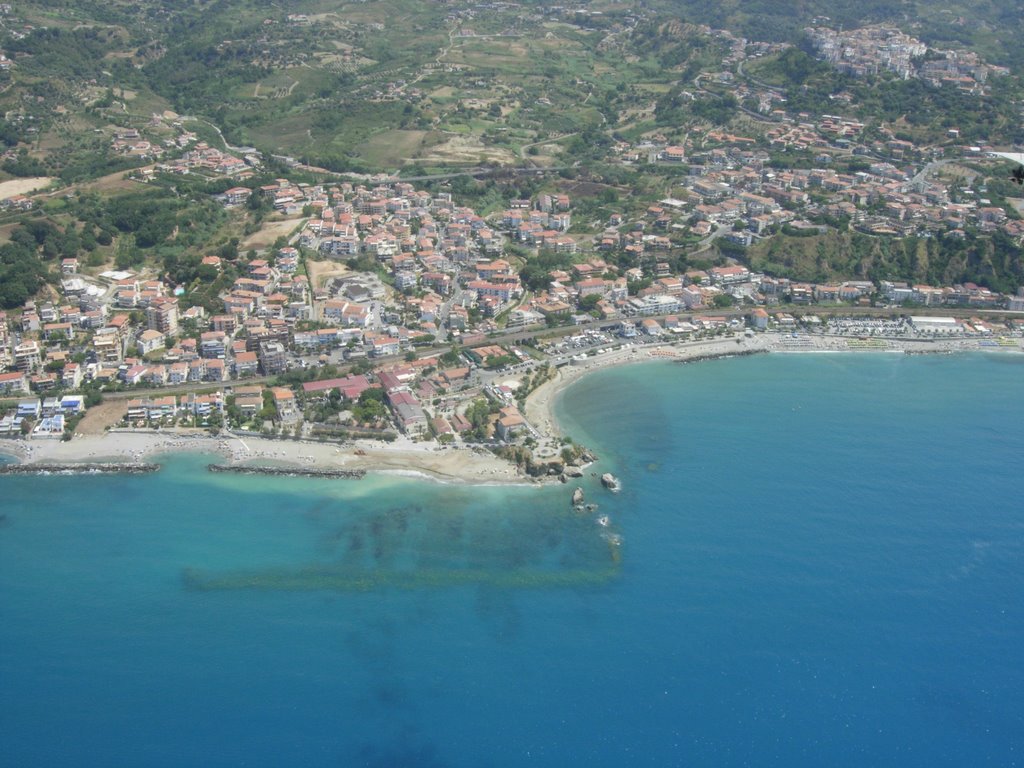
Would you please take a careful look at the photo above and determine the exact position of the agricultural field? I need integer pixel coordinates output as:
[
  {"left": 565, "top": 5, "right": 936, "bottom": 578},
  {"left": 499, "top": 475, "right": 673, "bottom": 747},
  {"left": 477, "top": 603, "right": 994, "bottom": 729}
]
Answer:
[{"left": 0, "top": 0, "right": 1019, "bottom": 182}]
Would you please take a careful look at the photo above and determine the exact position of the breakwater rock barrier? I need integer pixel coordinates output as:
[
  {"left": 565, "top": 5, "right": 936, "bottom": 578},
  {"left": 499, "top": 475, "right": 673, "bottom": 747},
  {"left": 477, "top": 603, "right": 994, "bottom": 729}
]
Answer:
[
  {"left": 0, "top": 462, "right": 161, "bottom": 475},
  {"left": 208, "top": 464, "right": 366, "bottom": 479},
  {"left": 672, "top": 348, "right": 767, "bottom": 365}
]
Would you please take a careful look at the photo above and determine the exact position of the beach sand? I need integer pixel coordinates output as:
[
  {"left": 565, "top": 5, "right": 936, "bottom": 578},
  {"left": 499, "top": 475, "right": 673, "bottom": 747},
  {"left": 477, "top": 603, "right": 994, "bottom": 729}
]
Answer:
[{"left": 7, "top": 429, "right": 530, "bottom": 485}]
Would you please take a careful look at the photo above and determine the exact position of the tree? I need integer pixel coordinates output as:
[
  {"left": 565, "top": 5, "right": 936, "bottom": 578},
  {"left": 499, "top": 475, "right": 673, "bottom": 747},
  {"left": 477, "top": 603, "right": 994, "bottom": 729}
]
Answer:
[
  {"left": 0, "top": 241, "right": 50, "bottom": 308},
  {"left": 712, "top": 294, "right": 735, "bottom": 308},
  {"left": 206, "top": 410, "right": 224, "bottom": 434},
  {"left": 440, "top": 348, "right": 462, "bottom": 367}
]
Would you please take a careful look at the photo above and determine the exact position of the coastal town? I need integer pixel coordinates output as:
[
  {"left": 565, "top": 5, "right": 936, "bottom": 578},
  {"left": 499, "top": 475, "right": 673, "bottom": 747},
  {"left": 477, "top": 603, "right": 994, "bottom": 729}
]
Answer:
[
  {"left": 2, "top": 138, "right": 1024, "bottom": 475},
  {"left": 1, "top": 8, "right": 1023, "bottom": 479},
  {"left": 1, "top": 159, "right": 1022, "bottom": 478},
  {"left": 4, "top": 4, "right": 1024, "bottom": 767}
]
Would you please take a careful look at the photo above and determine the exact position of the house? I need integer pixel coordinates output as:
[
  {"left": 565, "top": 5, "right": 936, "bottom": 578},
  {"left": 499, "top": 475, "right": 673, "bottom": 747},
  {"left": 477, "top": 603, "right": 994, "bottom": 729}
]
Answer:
[
  {"left": 370, "top": 336, "right": 401, "bottom": 357},
  {"left": 33, "top": 412, "right": 65, "bottom": 438},
  {"left": 659, "top": 145, "right": 687, "bottom": 162},
  {"left": 710, "top": 265, "right": 751, "bottom": 285},
  {"left": 0, "top": 371, "right": 29, "bottom": 395},
  {"left": 121, "top": 364, "right": 149, "bottom": 386},
  {"left": 749, "top": 308, "right": 769, "bottom": 330},
  {"left": 62, "top": 363, "right": 83, "bottom": 390},
  {"left": 233, "top": 386, "right": 264, "bottom": 418},
  {"left": 466, "top": 345, "right": 507, "bottom": 366},
  {"left": 60, "top": 395, "right": 84, "bottom": 415},
  {"left": 200, "top": 332, "right": 228, "bottom": 359},
  {"left": 233, "top": 351, "right": 259, "bottom": 377},
  {"left": 186, "top": 392, "right": 224, "bottom": 418},
  {"left": 137, "top": 329, "right": 166, "bottom": 355},
  {"left": 495, "top": 406, "right": 527, "bottom": 442},
  {"left": 387, "top": 390, "right": 427, "bottom": 435},
  {"left": 640, "top": 318, "right": 663, "bottom": 336},
  {"left": 222, "top": 187, "right": 252, "bottom": 206},
  {"left": 575, "top": 278, "right": 609, "bottom": 298},
  {"left": 44, "top": 322, "right": 74, "bottom": 341},
  {"left": 126, "top": 396, "right": 178, "bottom": 423},
  {"left": 301, "top": 375, "right": 375, "bottom": 401},
  {"left": 271, "top": 387, "right": 299, "bottom": 422}
]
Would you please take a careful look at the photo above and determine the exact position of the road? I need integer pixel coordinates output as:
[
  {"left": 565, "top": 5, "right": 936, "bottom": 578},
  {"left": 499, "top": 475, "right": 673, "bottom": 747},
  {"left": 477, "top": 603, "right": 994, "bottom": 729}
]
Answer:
[{"left": 909, "top": 159, "right": 956, "bottom": 190}]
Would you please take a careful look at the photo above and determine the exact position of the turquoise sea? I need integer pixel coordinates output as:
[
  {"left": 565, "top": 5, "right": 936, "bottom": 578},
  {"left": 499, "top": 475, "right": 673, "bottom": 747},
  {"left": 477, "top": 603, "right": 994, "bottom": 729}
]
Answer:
[{"left": 2, "top": 352, "right": 1023, "bottom": 767}]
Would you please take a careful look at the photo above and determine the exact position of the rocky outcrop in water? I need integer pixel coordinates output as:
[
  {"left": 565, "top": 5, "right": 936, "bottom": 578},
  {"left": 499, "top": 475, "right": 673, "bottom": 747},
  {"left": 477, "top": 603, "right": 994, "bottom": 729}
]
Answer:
[{"left": 600, "top": 473, "right": 621, "bottom": 493}]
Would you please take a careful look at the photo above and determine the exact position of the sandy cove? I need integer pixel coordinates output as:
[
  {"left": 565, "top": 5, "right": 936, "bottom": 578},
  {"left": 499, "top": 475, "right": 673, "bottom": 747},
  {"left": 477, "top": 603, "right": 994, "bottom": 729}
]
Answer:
[{"left": 525, "top": 335, "right": 776, "bottom": 438}]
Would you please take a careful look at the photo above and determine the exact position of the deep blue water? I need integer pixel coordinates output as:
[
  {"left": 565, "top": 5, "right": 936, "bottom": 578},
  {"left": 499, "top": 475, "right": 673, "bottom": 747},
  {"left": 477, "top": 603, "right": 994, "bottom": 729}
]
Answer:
[{"left": 1, "top": 353, "right": 1023, "bottom": 767}]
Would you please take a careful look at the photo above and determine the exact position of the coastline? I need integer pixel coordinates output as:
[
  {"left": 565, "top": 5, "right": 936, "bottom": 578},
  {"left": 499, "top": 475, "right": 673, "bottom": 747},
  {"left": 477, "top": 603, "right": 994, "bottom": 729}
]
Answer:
[
  {"left": 0, "top": 429, "right": 533, "bottom": 486},
  {"left": 2, "top": 333, "right": 1019, "bottom": 483}
]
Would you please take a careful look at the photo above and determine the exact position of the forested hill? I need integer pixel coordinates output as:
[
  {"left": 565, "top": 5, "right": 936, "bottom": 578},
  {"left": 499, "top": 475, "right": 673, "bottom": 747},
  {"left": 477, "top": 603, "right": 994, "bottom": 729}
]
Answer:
[{"left": 654, "top": 0, "right": 1024, "bottom": 70}]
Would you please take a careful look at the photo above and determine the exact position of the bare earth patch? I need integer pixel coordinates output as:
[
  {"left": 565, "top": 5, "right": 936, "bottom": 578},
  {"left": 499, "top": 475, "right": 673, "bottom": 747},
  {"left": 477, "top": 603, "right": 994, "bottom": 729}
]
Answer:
[
  {"left": 240, "top": 217, "right": 306, "bottom": 251},
  {"left": 306, "top": 259, "right": 350, "bottom": 291},
  {"left": 74, "top": 399, "right": 128, "bottom": 436},
  {"left": 417, "top": 134, "right": 516, "bottom": 166},
  {"left": 0, "top": 177, "right": 54, "bottom": 198},
  {"left": 76, "top": 169, "right": 151, "bottom": 194}
]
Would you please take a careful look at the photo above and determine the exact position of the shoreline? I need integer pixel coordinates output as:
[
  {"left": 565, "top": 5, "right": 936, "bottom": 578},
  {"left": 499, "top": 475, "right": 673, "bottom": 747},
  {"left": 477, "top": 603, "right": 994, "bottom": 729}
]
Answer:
[
  {"left": 0, "top": 429, "right": 537, "bottom": 486},
  {"left": 2, "top": 334, "right": 1019, "bottom": 483}
]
